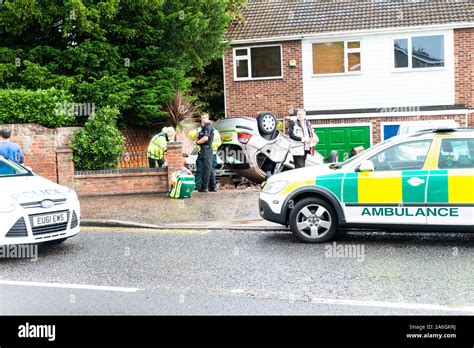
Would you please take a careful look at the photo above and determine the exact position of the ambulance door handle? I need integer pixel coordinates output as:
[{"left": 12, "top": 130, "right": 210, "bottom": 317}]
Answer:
[{"left": 407, "top": 177, "right": 425, "bottom": 187}]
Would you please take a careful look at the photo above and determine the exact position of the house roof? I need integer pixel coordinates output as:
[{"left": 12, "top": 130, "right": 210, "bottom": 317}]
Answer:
[{"left": 225, "top": 0, "right": 474, "bottom": 42}]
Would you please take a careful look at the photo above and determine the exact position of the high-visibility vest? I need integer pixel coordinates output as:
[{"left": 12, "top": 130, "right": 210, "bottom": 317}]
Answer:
[
  {"left": 147, "top": 132, "right": 168, "bottom": 160},
  {"left": 189, "top": 127, "right": 222, "bottom": 155},
  {"left": 212, "top": 129, "right": 222, "bottom": 155},
  {"left": 188, "top": 128, "right": 200, "bottom": 141}
]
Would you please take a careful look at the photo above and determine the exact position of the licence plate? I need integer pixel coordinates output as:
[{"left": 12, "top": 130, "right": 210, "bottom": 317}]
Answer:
[
  {"left": 32, "top": 212, "right": 68, "bottom": 227},
  {"left": 221, "top": 134, "right": 233, "bottom": 142}
]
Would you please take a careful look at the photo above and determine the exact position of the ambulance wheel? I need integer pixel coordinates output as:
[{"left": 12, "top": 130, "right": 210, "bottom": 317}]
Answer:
[{"left": 289, "top": 197, "right": 337, "bottom": 243}]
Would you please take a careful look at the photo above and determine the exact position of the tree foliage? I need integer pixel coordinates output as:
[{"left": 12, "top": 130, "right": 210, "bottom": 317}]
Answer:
[{"left": 0, "top": 0, "right": 239, "bottom": 127}]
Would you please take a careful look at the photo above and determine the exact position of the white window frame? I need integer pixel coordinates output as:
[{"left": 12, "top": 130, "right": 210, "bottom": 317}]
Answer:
[
  {"left": 233, "top": 44, "right": 283, "bottom": 81},
  {"left": 311, "top": 39, "right": 363, "bottom": 77},
  {"left": 392, "top": 34, "right": 445, "bottom": 72}
]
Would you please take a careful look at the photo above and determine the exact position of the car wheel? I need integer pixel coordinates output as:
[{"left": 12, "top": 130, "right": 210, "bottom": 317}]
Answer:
[
  {"left": 257, "top": 112, "right": 277, "bottom": 136},
  {"left": 327, "top": 150, "right": 339, "bottom": 163},
  {"left": 289, "top": 197, "right": 338, "bottom": 243}
]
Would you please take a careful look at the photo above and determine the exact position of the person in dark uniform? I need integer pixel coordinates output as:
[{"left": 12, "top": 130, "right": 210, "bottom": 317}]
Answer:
[{"left": 195, "top": 112, "right": 214, "bottom": 192}]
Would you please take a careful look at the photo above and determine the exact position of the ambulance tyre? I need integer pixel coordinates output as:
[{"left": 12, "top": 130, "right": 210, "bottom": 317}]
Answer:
[{"left": 289, "top": 197, "right": 338, "bottom": 243}]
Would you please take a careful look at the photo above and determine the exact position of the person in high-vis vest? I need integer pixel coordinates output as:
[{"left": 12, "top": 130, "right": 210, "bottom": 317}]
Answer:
[
  {"left": 147, "top": 127, "right": 175, "bottom": 168},
  {"left": 209, "top": 127, "right": 222, "bottom": 192},
  {"left": 188, "top": 124, "right": 222, "bottom": 191}
]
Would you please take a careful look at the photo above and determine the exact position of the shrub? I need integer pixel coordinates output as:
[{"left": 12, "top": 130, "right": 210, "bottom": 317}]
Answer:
[
  {"left": 0, "top": 88, "right": 76, "bottom": 127},
  {"left": 71, "top": 106, "right": 125, "bottom": 170}
]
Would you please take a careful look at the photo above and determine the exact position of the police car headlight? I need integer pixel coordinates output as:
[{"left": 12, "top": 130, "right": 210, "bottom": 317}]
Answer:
[
  {"left": 263, "top": 181, "right": 288, "bottom": 194},
  {"left": 0, "top": 200, "right": 17, "bottom": 213}
]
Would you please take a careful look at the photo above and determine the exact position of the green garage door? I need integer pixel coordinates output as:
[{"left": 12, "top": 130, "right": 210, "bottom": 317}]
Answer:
[{"left": 314, "top": 126, "right": 371, "bottom": 161}]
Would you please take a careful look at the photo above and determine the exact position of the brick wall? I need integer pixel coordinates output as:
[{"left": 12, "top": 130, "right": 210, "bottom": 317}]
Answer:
[
  {"left": 224, "top": 40, "right": 304, "bottom": 118},
  {"left": 454, "top": 28, "right": 473, "bottom": 110},
  {"left": 74, "top": 169, "right": 168, "bottom": 196},
  {"left": 3, "top": 124, "right": 81, "bottom": 182},
  {"left": 308, "top": 114, "right": 469, "bottom": 145}
]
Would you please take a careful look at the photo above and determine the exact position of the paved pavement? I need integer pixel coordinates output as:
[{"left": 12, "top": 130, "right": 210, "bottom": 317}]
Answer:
[
  {"left": 80, "top": 190, "right": 261, "bottom": 225},
  {"left": 1, "top": 226, "right": 473, "bottom": 315}
]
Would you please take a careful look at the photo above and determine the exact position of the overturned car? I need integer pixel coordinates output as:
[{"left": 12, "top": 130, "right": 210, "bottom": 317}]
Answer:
[{"left": 215, "top": 112, "right": 337, "bottom": 183}]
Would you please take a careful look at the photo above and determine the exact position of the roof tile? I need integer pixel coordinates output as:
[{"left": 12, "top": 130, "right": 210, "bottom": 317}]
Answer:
[{"left": 226, "top": 0, "right": 474, "bottom": 41}]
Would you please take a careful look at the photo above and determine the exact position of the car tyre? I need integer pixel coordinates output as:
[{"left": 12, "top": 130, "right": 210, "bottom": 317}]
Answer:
[
  {"left": 257, "top": 112, "right": 277, "bottom": 136},
  {"left": 327, "top": 150, "right": 339, "bottom": 163},
  {"left": 289, "top": 197, "right": 338, "bottom": 243}
]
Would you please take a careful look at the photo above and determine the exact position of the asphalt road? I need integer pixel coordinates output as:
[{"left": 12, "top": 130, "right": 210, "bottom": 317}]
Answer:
[{"left": 1, "top": 227, "right": 473, "bottom": 315}]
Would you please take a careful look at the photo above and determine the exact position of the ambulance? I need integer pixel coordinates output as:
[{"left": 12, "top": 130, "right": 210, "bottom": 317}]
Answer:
[{"left": 259, "top": 125, "right": 474, "bottom": 242}]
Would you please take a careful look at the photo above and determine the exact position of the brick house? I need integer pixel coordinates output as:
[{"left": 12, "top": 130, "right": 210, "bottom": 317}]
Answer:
[{"left": 223, "top": 1, "right": 474, "bottom": 158}]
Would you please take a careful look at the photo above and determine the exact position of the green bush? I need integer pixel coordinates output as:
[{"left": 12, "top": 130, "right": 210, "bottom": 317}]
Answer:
[
  {"left": 0, "top": 88, "right": 76, "bottom": 127},
  {"left": 71, "top": 106, "right": 125, "bottom": 170}
]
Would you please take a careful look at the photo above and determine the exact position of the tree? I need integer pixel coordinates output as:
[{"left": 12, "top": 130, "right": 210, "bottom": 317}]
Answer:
[
  {"left": 71, "top": 106, "right": 125, "bottom": 170},
  {"left": 0, "top": 0, "right": 236, "bottom": 128},
  {"left": 165, "top": 91, "right": 200, "bottom": 141}
]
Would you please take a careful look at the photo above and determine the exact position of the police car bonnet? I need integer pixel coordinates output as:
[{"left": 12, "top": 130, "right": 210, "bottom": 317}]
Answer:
[{"left": 0, "top": 175, "right": 69, "bottom": 204}]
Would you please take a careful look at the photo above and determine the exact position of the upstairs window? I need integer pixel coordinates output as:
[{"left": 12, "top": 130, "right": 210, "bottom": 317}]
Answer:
[
  {"left": 312, "top": 41, "right": 361, "bottom": 75},
  {"left": 394, "top": 35, "right": 444, "bottom": 69},
  {"left": 233, "top": 45, "right": 282, "bottom": 80}
]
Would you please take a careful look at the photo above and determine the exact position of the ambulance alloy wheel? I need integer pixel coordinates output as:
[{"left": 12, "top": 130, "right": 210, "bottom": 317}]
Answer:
[{"left": 289, "top": 197, "right": 337, "bottom": 243}]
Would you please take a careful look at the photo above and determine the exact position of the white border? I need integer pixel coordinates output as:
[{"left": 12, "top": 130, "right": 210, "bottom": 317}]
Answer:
[{"left": 232, "top": 44, "right": 283, "bottom": 81}]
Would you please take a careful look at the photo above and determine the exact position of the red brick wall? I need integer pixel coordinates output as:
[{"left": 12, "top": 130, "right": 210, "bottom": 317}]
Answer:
[
  {"left": 4, "top": 124, "right": 80, "bottom": 182},
  {"left": 224, "top": 40, "right": 303, "bottom": 118},
  {"left": 74, "top": 171, "right": 168, "bottom": 196},
  {"left": 454, "top": 28, "right": 474, "bottom": 110},
  {"left": 308, "top": 114, "right": 469, "bottom": 145}
]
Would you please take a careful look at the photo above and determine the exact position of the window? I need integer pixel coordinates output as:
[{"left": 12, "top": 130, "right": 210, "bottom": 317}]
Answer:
[
  {"left": 394, "top": 35, "right": 444, "bottom": 69},
  {"left": 368, "top": 140, "right": 432, "bottom": 171},
  {"left": 234, "top": 45, "right": 282, "bottom": 80},
  {"left": 0, "top": 157, "right": 30, "bottom": 177},
  {"left": 312, "top": 41, "right": 361, "bottom": 75},
  {"left": 438, "top": 139, "right": 474, "bottom": 169}
]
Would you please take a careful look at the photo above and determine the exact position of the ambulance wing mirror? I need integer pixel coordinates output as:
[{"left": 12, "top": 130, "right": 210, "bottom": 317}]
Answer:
[{"left": 357, "top": 160, "right": 374, "bottom": 172}]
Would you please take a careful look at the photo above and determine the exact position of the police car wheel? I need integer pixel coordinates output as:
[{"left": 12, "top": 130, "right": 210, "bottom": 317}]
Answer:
[{"left": 289, "top": 198, "right": 337, "bottom": 243}]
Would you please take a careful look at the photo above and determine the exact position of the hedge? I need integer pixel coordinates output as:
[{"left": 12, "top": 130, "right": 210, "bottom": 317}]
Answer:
[{"left": 0, "top": 88, "right": 77, "bottom": 127}]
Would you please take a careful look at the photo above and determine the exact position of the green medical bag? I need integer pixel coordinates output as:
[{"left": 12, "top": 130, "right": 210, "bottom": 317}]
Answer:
[{"left": 169, "top": 171, "right": 195, "bottom": 199}]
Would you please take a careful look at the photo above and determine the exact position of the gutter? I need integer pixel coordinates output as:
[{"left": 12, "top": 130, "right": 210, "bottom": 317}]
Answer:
[{"left": 225, "top": 22, "right": 474, "bottom": 45}]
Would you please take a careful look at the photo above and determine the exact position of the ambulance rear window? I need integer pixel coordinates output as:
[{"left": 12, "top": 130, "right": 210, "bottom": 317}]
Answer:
[{"left": 438, "top": 139, "right": 474, "bottom": 169}]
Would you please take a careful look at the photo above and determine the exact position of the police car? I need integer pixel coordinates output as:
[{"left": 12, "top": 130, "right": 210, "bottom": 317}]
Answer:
[
  {"left": 259, "top": 126, "right": 474, "bottom": 242},
  {"left": 0, "top": 155, "right": 80, "bottom": 246}
]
